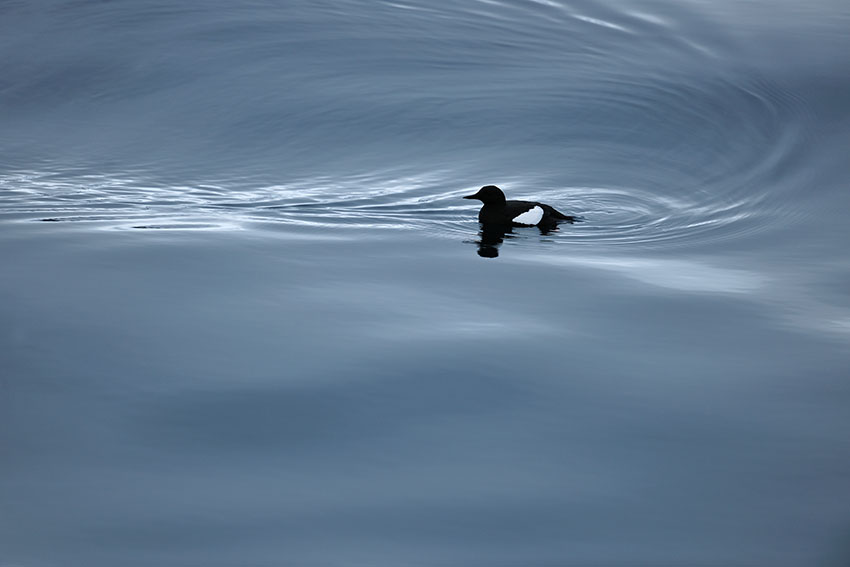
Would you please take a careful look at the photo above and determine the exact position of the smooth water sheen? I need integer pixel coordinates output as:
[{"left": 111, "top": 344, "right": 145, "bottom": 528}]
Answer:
[{"left": 2, "top": 1, "right": 849, "bottom": 565}]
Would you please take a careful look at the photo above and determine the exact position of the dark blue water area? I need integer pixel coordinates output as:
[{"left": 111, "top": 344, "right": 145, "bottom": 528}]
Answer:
[{"left": 2, "top": 0, "right": 850, "bottom": 565}]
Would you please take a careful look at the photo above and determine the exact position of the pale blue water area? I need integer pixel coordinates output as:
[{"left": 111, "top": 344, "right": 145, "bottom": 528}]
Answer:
[{"left": 2, "top": 0, "right": 850, "bottom": 565}]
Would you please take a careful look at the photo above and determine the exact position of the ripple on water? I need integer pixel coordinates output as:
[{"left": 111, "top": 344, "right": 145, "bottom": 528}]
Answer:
[{"left": 0, "top": 64, "right": 815, "bottom": 251}]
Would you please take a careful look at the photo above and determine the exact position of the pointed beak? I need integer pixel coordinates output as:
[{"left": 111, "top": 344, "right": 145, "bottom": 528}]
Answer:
[{"left": 463, "top": 194, "right": 478, "bottom": 200}]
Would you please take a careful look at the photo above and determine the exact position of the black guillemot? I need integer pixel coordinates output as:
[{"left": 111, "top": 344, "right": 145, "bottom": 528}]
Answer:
[{"left": 464, "top": 185, "right": 575, "bottom": 227}]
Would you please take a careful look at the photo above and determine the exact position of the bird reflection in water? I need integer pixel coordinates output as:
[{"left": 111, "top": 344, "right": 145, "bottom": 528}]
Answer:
[{"left": 473, "top": 222, "right": 562, "bottom": 258}]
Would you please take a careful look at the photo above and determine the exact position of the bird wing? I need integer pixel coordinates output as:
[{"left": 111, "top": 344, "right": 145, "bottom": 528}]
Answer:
[
  {"left": 511, "top": 205, "right": 544, "bottom": 225},
  {"left": 540, "top": 203, "right": 575, "bottom": 222}
]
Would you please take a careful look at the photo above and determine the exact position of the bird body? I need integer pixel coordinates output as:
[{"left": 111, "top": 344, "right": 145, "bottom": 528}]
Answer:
[{"left": 464, "top": 185, "right": 575, "bottom": 227}]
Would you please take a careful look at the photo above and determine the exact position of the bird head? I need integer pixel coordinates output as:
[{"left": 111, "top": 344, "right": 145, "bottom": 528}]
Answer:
[{"left": 463, "top": 185, "right": 506, "bottom": 205}]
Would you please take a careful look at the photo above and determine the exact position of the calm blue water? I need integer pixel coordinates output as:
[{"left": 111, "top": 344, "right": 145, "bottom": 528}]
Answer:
[{"left": 2, "top": 1, "right": 850, "bottom": 565}]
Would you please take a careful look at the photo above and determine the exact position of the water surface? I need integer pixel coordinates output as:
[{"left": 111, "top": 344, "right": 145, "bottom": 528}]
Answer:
[{"left": 2, "top": 0, "right": 850, "bottom": 565}]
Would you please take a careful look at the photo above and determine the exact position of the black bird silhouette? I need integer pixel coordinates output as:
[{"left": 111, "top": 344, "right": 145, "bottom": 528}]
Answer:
[{"left": 464, "top": 185, "right": 575, "bottom": 227}]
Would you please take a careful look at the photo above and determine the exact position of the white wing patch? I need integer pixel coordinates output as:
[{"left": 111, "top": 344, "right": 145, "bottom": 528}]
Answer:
[{"left": 512, "top": 206, "right": 543, "bottom": 225}]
